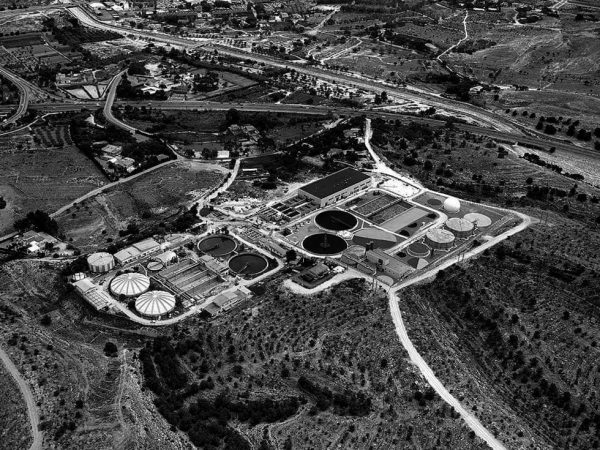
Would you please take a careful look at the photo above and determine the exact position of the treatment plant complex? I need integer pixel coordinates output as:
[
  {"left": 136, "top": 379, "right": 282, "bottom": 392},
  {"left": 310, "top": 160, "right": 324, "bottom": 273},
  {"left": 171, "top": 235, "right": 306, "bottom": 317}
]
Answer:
[{"left": 70, "top": 166, "right": 519, "bottom": 325}]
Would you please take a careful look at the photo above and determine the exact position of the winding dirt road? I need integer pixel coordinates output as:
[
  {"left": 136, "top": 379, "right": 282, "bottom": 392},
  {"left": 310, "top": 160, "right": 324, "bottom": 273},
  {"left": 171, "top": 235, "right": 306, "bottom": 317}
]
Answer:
[{"left": 0, "top": 347, "right": 42, "bottom": 450}]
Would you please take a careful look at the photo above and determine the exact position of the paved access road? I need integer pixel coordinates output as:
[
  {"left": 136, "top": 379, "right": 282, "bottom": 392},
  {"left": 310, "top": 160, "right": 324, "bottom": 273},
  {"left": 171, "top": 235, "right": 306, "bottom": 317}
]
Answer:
[{"left": 0, "top": 347, "right": 43, "bottom": 450}]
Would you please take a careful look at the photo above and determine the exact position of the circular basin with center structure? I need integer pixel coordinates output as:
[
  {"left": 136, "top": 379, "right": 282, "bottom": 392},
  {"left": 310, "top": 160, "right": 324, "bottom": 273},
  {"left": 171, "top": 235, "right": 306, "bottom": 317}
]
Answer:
[
  {"left": 198, "top": 235, "right": 237, "bottom": 257},
  {"left": 353, "top": 227, "right": 398, "bottom": 249},
  {"left": 315, "top": 210, "right": 358, "bottom": 231},
  {"left": 464, "top": 212, "right": 492, "bottom": 228},
  {"left": 229, "top": 253, "right": 268, "bottom": 276},
  {"left": 302, "top": 233, "right": 348, "bottom": 255},
  {"left": 446, "top": 217, "right": 474, "bottom": 237},
  {"left": 407, "top": 242, "right": 430, "bottom": 258}
]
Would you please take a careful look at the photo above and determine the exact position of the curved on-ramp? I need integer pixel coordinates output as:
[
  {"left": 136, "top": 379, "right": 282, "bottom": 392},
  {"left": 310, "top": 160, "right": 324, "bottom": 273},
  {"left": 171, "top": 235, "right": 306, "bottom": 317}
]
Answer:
[{"left": 0, "top": 347, "right": 42, "bottom": 450}]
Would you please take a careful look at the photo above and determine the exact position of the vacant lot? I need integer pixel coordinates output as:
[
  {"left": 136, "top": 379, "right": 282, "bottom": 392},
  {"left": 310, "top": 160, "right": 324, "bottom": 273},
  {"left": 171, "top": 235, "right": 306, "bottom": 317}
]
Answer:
[
  {"left": 56, "top": 161, "right": 226, "bottom": 251},
  {"left": 0, "top": 133, "right": 107, "bottom": 234}
]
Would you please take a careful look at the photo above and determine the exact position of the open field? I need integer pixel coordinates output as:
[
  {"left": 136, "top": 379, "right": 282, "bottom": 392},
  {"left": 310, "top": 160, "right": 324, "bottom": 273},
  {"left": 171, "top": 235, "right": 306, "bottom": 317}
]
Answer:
[
  {"left": 0, "top": 132, "right": 107, "bottom": 234},
  {"left": 56, "top": 161, "right": 226, "bottom": 251},
  {"left": 120, "top": 108, "right": 330, "bottom": 148}
]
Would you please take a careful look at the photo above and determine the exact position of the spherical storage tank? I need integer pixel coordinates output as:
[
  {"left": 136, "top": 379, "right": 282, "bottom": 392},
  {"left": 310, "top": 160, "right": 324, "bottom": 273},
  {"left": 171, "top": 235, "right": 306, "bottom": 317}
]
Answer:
[
  {"left": 445, "top": 217, "right": 474, "bottom": 238},
  {"left": 87, "top": 252, "right": 115, "bottom": 273},
  {"left": 425, "top": 229, "right": 455, "bottom": 250},
  {"left": 110, "top": 273, "right": 150, "bottom": 297},
  {"left": 443, "top": 197, "right": 461, "bottom": 213},
  {"left": 135, "top": 291, "right": 175, "bottom": 317}
]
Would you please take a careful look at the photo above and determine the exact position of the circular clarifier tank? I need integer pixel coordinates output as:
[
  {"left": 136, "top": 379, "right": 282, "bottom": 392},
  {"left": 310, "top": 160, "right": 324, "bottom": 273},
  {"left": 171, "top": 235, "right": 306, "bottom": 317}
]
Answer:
[
  {"left": 463, "top": 212, "right": 492, "bottom": 228},
  {"left": 407, "top": 242, "right": 430, "bottom": 258},
  {"left": 302, "top": 233, "right": 348, "bottom": 255},
  {"left": 446, "top": 217, "right": 475, "bottom": 237},
  {"left": 315, "top": 210, "right": 358, "bottom": 231},
  {"left": 198, "top": 235, "right": 237, "bottom": 257},
  {"left": 228, "top": 253, "right": 269, "bottom": 276}
]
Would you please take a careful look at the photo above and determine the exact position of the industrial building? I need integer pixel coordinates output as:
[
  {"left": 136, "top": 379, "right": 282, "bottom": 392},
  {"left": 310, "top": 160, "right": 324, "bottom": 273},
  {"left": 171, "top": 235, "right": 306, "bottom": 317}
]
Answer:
[
  {"left": 204, "top": 286, "right": 252, "bottom": 315},
  {"left": 135, "top": 290, "right": 176, "bottom": 317},
  {"left": 199, "top": 254, "right": 229, "bottom": 275},
  {"left": 87, "top": 252, "right": 115, "bottom": 273},
  {"left": 114, "top": 238, "right": 161, "bottom": 265},
  {"left": 73, "top": 278, "right": 112, "bottom": 311},
  {"left": 298, "top": 168, "right": 371, "bottom": 207},
  {"left": 366, "top": 249, "right": 412, "bottom": 279}
]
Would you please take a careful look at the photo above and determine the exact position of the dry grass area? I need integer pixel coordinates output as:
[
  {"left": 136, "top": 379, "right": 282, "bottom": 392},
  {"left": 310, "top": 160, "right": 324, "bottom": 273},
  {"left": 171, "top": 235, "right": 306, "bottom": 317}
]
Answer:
[
  {"left": 446, "top": 13, "right": 600, "bottom": 95},
  {"left": 400, "top": 209, "right": 600, "bottom": 449},
  {"left": 56, "top": 161, "right": 226, "bottom": 251},
  {"left": 0, "top": 132, "right": 107, "bottom": 234},
  {"left": 0, "top": 259, "right": 190, "bottom": 449}
]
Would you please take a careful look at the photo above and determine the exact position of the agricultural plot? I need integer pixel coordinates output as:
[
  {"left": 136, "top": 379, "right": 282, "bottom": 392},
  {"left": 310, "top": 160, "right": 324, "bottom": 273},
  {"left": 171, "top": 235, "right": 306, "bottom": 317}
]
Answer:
[
  {"left": 56, "top": 161, "right": 227, "bottom": 251},
  {"left": 0, "top": 133, "right": 107, "bottom": 233},
  {"left": 32, "top": 125, "right": 73, "bottom": 147}
]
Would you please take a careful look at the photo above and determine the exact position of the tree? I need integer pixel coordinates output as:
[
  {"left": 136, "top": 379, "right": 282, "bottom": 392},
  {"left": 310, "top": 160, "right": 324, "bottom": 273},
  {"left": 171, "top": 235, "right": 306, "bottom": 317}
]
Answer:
[
  {"left": 41, "top": 315, "right": 52, "bottom": 326},
  {"left": 104, "top": 341, "right": 118, "bottom": 357},
  {"left": 14, "top": 210, "right": 58, "bottom": 236},
  {"left": 285, "top": 249, "right": 297, "bottom": 262},
  {"left": 225, "top": 108, "right": 240, "bottom": 125}
]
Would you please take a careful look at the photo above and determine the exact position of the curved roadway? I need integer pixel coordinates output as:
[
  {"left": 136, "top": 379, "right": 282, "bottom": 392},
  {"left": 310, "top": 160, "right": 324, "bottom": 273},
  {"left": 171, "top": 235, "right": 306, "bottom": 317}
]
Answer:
[
  {"left": 0, "top": 347, "right": 42, "bottom": 450},
  {"left": 0, "top": 66, "right": 30, "bottom": 127}
]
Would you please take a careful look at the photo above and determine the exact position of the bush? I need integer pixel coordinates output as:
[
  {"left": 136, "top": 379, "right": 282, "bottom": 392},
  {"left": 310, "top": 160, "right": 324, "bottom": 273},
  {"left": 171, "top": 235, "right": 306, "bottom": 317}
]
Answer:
[{"left": 104, "top": 341, "right": 118, "bottom": 356}]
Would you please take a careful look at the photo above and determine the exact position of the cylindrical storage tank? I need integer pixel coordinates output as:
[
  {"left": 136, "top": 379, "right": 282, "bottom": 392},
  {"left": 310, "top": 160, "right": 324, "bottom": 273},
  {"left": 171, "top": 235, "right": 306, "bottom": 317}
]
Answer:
[
  {"left": 425, "top": 229, "right": 455, "bottom": 250},
  {"left": 463, "top": 212, "right": 492, "bottom": 228},
  {"left": 71, "top": 272, "right": 86, "bottom": 282},
  {"left": 445, "top": 217, "right": 474, "bottom": 238},
  {"left": 135, "top": 291, "right": 176, "bottom": 317},
  {"left": 87, "top": 252, "right": 115, "bottom": 273},
  {"left": 110, "top": 273, "right": 150, "bottom": 297},
  {"left": 407, "top": 242, "right": 430, "bottom": 258},
  {"left": 443, "top": 197, "right": 461, "bottom": 213}
]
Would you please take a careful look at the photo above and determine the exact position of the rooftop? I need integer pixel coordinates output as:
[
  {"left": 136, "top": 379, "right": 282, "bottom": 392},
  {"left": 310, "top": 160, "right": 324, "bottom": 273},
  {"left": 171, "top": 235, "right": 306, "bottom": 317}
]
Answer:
[{"left": 299, "top": 168, "right": 370, "bottom": 200}]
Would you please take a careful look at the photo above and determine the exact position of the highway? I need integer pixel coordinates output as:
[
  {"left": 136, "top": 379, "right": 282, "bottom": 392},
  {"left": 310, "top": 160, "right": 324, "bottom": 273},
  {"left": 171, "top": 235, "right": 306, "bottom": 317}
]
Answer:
[
  {"left": 65, "top": 5, "right": 522, "bottom": 134},
  {"left": 0, "top": 66, "right": 31, "bottom": 126},
  {"left": 103, "top": 70, "right": 137, "bottom": 134},
  {"left": 5, "top": 98, "right": 590, "bottom": 161}
]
